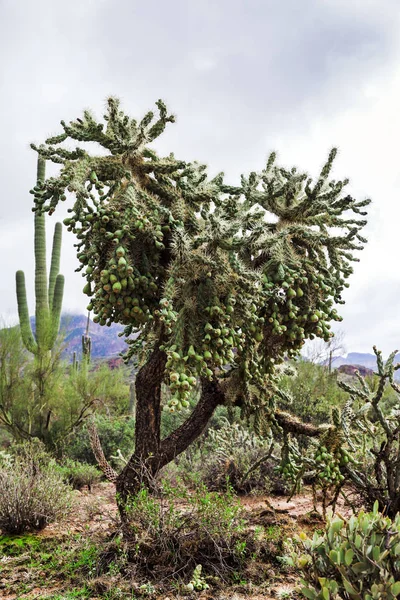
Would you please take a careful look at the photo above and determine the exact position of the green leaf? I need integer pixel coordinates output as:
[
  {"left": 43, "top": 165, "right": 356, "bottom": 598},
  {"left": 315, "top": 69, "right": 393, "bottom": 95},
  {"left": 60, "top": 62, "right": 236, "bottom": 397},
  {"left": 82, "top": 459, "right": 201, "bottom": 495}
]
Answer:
[
  {"left": 345, "top": 548, "right": 354, "bottom": 566},
  {"left": 301, "top": 587, "right": 317, "bottom": 600},
  {"left": 342, "top": 577, "right": 359, "bottom": 597},
  {"left": 352, "top": 561, "right": 370, "bottom": 574},
  {"left": 329, "top": 549, "right": 339, "bottom": 564},
  {"left": 329, "top": 581, "right": 338, "bottom": 594},
  {"left": 372, "top": 546, "right": 380, "bottom": 561},
  {"left": 349, "top": 515, "right": 357, "bottom": 532},
  {"left": 322, "top": 587, "right": 330, "bottom": 600},
  {"left": 362, "top": 518, "right": 370, "bottom": 534},
  {"left": 373, "top": 500, "right": 379, "bottom": 515},
  {"left": 331, "top": 518, "right": 344, "bottom": 533},
  {"left": 391, "top": 582, "right": 400, "bottom": 596}
]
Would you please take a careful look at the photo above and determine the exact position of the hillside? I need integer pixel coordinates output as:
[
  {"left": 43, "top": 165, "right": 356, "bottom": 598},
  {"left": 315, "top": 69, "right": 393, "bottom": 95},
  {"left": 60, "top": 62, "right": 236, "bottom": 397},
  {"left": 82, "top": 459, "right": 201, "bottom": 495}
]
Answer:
[{"left": 29, "top": 314, "right": 128, "bottom": 361}]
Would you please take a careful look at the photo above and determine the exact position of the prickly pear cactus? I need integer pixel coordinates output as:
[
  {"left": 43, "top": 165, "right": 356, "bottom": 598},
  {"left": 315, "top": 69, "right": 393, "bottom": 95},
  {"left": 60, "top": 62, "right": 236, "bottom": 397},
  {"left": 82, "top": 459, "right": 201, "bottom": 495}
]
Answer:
[
  {"left": 288, "top": 502, "right": 400, "bottom": 599},
  {"left": 31, "top": 97, "right": 369, "bottom": 416}
]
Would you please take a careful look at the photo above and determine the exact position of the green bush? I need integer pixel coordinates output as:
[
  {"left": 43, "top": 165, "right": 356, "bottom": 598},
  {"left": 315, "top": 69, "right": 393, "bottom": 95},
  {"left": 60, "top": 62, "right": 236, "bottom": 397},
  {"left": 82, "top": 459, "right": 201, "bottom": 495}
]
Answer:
[
  {"left": 287, "top": 502, "right": 400, "bottom": 599},
  {"left": 0, "top": 449, "right": 13, "bottom": 467},
  {"left": 279, "top": 360, "right": 347, "bottom": 426},
  {"left": 56, "top": 459, "right": 101, "bottom": 491},
  {"left": 0, "top": 442, "right": 72, "bottom": 534},
  {"left": 63, "top": 415, "right": 135, "bottom": 468},
  {"left": 0, "top": 317, "right": 130, "bottom": 450},
  {"left": 105, "top": 481, "right": 247, "bottom": 580}
]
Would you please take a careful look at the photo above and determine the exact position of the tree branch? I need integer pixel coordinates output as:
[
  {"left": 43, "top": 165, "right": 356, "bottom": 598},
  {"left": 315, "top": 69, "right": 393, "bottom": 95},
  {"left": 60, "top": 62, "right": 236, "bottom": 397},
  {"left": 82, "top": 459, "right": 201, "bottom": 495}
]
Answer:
[
  {"left": 159, "top": 377, "right": 225, "bottom": 468},
  {"left": 274, "top": 409, "right": 332, "bottom": 437}
]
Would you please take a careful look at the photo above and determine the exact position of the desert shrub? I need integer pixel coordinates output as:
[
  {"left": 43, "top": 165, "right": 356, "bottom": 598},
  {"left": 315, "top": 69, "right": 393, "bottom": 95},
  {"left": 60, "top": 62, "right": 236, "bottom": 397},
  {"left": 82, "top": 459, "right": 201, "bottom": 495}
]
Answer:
[
  {"left": 105, "top": 481, "right": 249, "bottom": 580},
  {"left": 63, "top": 415, "right": 135, "bottom": 468},
  {"left": 41, "top": 360, "right": 131, "bottom": 453},
  {"left": 163, "top": 414, "right": 289, "bottom": 495},
  {"left": 56, "top": 458, "right": 101, "bottom": 491},
  {"left": 0, "top": 324, "right": 42, "bottom": 442},
  {"left": 0, "top": 449, "right": 13, "bottom": 467},
  {"left": 279, "top": 359, "right": 347, "bottom": 427},
  {"left": 0, "top": 442, "right": 72, "bottom": 533},
  {"left": 287, "top": 503, "right": 400, "bottom": 599},
  {"left": 333, "top": 349, "right": 400, "bottom": 517},
  {"left": 10, "top": 437, "right": 55, "bottom": 467}
]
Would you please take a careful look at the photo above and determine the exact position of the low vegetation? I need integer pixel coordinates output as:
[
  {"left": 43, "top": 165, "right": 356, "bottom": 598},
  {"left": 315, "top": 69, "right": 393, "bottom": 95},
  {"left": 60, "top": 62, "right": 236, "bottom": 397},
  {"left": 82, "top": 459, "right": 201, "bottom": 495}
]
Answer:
[{"left": 0, "top": 443, "right": 71, "bottom": 535}]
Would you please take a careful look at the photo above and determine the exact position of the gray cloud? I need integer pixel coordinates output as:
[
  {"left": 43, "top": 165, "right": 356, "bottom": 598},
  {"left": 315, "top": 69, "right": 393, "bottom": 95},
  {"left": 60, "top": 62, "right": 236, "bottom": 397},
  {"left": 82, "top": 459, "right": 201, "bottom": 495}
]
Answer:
[{"left": 1, "top": 0, "right": 399, "bottom": 354}]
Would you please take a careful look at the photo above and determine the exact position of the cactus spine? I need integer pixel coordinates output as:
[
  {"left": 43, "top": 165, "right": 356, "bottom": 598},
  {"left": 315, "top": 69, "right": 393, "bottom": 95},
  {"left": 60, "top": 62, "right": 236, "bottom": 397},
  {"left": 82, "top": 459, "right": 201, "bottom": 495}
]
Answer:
[{"left": 16, "top": 157, "right": 65, "bottom": 360}]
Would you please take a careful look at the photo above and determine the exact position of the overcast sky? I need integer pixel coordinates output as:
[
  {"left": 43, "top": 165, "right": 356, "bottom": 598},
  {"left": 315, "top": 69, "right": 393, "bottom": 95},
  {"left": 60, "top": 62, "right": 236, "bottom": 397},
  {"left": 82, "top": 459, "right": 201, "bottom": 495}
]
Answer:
[{"left": 1, "top": 0, "right": 400, "bottom": 356}]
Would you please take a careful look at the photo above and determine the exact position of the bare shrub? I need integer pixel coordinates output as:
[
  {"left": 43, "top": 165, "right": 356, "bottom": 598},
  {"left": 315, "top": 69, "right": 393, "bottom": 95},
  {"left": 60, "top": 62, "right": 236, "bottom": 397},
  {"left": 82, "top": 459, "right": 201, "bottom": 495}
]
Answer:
[{"left": 0, "top": 442, "right": 72, "bottom": 534}]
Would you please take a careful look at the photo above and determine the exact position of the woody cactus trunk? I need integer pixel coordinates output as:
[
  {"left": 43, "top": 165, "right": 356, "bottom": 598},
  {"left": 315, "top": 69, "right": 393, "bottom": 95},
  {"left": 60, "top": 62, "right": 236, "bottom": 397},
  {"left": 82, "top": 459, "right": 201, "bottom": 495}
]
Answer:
[
  {"left": 15, "top": 157, "right": 64, "bottom": 437},
  {"left": 30, "top": 98, "right": 370, "bottom": 513}
]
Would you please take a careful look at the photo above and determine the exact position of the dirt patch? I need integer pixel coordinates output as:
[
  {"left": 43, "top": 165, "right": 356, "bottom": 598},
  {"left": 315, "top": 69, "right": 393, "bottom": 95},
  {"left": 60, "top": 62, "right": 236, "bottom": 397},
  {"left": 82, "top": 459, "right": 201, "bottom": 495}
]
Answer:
[{"left": 41, "top": 482, "right": 118, "bottom": 537}]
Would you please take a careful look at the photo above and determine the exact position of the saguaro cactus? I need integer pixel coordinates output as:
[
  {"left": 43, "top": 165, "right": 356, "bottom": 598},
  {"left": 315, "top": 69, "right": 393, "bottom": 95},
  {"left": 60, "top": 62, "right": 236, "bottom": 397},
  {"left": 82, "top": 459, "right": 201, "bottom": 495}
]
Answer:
[
  {"left": 16, "top": 157, "right": 64, "bottom": 361},
  {"left": 82, "top": 311, "right": 92, "bottom": 363}
]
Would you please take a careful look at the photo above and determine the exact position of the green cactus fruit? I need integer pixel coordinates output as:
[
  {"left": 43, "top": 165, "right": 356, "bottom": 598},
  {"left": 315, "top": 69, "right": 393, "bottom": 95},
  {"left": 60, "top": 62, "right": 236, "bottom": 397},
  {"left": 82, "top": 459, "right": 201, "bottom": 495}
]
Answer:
[{"left": 118, "top": 256, "right": 127, "bottom": 268}]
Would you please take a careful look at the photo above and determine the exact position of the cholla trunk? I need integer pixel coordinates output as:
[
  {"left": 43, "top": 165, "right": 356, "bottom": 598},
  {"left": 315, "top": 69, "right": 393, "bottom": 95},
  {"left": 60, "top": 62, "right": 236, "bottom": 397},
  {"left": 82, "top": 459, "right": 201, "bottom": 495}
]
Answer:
[{"left": 115, "top": 348, "right": 224, "bottom": 519}]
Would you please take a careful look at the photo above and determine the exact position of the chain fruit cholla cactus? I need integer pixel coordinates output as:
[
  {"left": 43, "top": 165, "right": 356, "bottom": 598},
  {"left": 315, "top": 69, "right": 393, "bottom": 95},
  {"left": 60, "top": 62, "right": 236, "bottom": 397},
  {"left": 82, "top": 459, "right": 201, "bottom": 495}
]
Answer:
[
  {"left": 30, "top": 97, "right": 369, "bottom": 510},
  {"left": 273, "top": 347, "right": 400, "bottom": 518},
  {"left": 15, "top": 157, "right": 64, "bottom": 425},
  {"left": 335, "top": 347, "right": 400, "bottom": 517}
]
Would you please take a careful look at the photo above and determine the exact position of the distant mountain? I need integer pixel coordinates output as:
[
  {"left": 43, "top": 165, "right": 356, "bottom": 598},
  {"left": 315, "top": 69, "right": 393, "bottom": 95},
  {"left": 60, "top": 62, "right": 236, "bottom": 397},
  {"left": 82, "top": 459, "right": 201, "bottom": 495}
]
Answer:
[
  {"left": 331, "top": 352, "right": 400, "bottom": 380},
  {"left": 30, "top": 314, "right": 128, "bottom": 361},
  {"left": 337, "top": 364, "right": 375, "bottom": 377},
  {"left": 331, "top": 353, "right": 378, "bottom": 370},
  {"left": 60, "top": 314, "right": 128, "bottom": 360}
]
